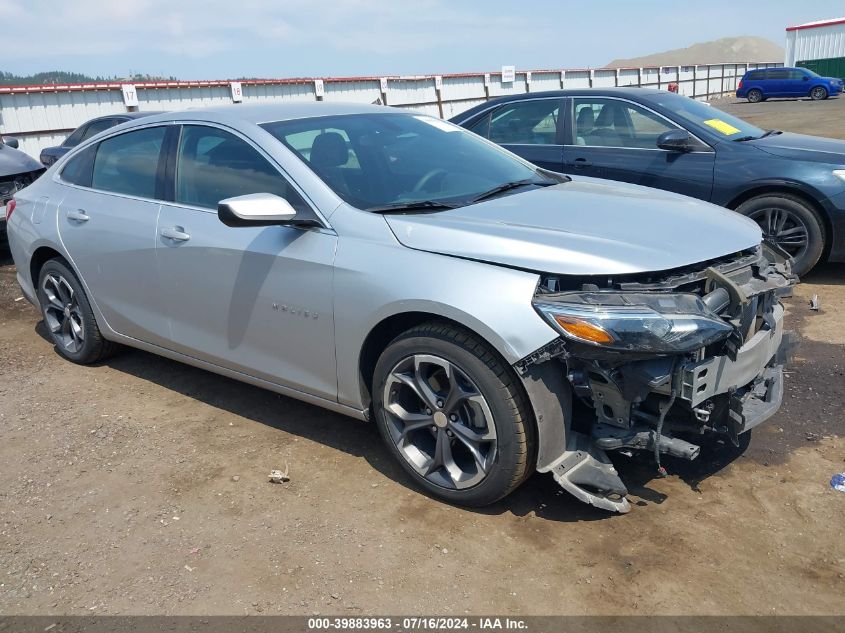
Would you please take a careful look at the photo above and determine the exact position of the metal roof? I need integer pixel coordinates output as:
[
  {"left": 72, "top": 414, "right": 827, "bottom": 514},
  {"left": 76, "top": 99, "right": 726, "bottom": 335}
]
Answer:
[{"left": 786, "top": 17, "right": 845, "bottom": 32}]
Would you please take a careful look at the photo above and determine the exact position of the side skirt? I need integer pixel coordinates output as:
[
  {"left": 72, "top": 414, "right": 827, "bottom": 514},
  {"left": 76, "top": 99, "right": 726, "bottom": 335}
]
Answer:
[{"left": 102, "top": 331, "right": 369, "bottom": 422}]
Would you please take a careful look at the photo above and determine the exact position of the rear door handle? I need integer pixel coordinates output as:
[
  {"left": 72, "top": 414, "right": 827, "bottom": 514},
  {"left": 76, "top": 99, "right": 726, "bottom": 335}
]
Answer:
[
  {"left": 160, "top": 226, "right": 191, "bottom": 242},
  {"left": 572, "top": 157, "right": 593, "bottom": 168},
  {"left": 66, "top": 209, "right": 89, "bottom": 222}
]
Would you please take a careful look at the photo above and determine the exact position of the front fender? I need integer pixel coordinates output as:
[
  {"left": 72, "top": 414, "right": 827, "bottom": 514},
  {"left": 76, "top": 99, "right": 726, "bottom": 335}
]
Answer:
[{"left": 330, "top": 207, "right": 559, "bottom": 410}]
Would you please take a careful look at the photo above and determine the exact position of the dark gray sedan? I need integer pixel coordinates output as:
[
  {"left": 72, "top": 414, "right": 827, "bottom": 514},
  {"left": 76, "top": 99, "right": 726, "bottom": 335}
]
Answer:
[
  {"left": 39, "top": 112, "right": 161, "bottom": 167},
  {"left": 452, "top": 88, "right": 845, "bottom": 276}
]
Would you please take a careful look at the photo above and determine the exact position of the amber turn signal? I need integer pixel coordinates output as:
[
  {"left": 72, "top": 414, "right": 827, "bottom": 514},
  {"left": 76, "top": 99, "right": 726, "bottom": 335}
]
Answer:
[{"left": 552, "top": 315, "right": 615, "bottom": 345}]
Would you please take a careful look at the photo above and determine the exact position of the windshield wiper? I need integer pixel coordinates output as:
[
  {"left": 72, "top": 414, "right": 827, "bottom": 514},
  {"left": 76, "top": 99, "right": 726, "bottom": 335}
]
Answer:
[
  {"left": 761, "top": 129, "right": 782, "bottom": 137},
  {"left": 367, "top": 200, "right": 458, "bottom": 214},
  {"left": 469, "top": 178, "right": 555, "bottom": 204},
  {"left": 732, "top": 135, "right": 758, "bottom": 142}
]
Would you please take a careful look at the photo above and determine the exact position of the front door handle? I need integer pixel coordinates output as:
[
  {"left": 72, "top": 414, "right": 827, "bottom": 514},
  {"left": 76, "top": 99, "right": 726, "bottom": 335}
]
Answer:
[
  {"left": 572, "top": 157, "right": 593, "bottom": 168},
  {"left": 66, "top": 209, "right": 89, "bottom": 222},
  {"left": 160, "top": 226, "right": 191, "bottom": 242}
]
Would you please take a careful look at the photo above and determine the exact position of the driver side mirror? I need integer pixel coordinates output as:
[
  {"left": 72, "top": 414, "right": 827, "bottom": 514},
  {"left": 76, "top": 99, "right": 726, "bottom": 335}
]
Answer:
[
  {"left": 1, "top": 136, "right": 19, "bottom": 149},
  {"left": 218, "top": 193, "right": 298, "bottom": 227},
  {"left": 656, "top": 129, "right": 692, "bottom": 152}
]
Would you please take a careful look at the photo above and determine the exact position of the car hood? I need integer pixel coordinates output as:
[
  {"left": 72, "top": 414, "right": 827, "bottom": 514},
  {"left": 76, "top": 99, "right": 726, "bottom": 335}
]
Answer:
[
  {"left": 0, "top": 144, "right": 42, "bottom": 177},
  {"left": 383, "top": 178, "right": 762, "bottom": 276},
  {"left": 749, "top": 131, "right": 845, "bottom": 164}
]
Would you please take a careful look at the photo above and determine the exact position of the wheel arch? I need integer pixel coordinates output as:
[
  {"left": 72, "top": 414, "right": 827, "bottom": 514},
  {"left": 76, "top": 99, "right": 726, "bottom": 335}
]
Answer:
[
  {"left": 29, "top": 245, "right": 71, "bottom": 291},
  {"left": 726, "top": 184, "right": 833, "bottom": 258},
  {"left": 358, "top": 310, "right": 556, "bottom": 476},
  {"left": 358, "top": 311, "right": 520, "bottom": 410}
]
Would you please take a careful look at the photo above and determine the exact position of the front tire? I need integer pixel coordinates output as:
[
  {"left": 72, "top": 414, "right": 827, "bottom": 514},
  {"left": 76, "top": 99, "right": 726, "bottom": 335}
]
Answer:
[
  {"left": 372, "top": 322, "right": 535, "bottom": 506},
  {"left": 747, "top": 89, "right": 763, "bottom": 103},
  {"left": 736, "top": 194, "right": 825, "bottom": 276},
  {"left": 810, "top": 86, "right": 828, "bottom": 101},
  {"left": 37, "top": 259, "right": 118, "bottom": 364}
]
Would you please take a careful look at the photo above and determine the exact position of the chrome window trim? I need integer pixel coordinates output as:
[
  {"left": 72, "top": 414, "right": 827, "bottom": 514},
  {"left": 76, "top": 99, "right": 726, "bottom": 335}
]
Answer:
[{"left": 499, "top": 142, "right": 564, "bottom": 148}]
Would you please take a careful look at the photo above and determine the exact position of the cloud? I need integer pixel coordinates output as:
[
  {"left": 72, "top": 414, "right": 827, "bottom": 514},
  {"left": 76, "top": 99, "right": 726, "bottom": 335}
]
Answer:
[{"left": 0, "top": 0, "right": 554, "bottom": 71}]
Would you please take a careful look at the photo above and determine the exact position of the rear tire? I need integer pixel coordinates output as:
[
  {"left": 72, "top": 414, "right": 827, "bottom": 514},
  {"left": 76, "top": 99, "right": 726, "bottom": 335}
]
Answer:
[
  {"left": 747, "top": 89, "right": 763, "bottom": 103},
  {"left": 36, "top": 259, "right": 118, "bottom": 364},
  {"left": 372, "top": 321, "right": 535, "bottom": 506},
  {"left": 810, "top": 86, "right": 828, "bottom": 101},
  {"left": 736, "top": 194, "right": 825, "bottom": 277}
]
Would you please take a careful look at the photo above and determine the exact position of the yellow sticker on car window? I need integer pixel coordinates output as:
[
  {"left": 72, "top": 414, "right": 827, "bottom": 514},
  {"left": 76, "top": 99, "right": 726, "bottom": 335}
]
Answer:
[{"left": 703, "top": 118, "right": 741, "bottom": 136}]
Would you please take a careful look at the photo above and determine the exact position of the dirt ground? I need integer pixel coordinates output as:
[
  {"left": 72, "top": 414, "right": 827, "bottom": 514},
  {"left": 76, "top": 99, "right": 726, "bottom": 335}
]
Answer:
[{"left": 1, "top": 98, "right": 844, "bottom": 617}]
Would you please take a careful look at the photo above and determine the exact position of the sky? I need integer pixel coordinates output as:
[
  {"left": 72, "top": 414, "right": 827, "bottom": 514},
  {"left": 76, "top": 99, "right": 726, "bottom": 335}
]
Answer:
[{"left": 0, "top": 0, "right": 843, "bottom": 80}]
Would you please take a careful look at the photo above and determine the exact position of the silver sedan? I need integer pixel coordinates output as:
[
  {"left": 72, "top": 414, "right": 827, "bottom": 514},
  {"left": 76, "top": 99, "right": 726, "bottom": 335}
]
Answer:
[{"left": 6, "top": 103, "right": 795, "bottom": 512}]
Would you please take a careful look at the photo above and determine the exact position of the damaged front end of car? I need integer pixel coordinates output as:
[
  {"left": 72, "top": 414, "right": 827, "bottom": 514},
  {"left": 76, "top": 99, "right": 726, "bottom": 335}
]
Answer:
[{"left": 516, "top": 243, "right": 798, "bottom": 513}]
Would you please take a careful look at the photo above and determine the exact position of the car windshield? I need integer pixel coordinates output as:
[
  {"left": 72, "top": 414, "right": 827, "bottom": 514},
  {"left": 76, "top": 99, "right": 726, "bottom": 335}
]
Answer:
[
  {"left": 650, "top": 93, "right": 766, "bottom": 141},
  {"left": 261, "top": 113, "right": 560, "bottom": 211}
]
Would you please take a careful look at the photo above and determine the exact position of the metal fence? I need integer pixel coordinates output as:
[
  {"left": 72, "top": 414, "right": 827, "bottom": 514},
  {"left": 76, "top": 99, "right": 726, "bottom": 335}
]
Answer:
[{"left": 0, "top": 62, "right": 782, "bottom": 160}]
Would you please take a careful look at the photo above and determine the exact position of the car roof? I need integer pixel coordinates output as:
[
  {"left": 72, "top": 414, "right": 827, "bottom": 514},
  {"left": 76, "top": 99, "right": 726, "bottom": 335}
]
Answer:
[
  {"left": 131, "top": 101, "right": 398, "bottom": 128},
  {"left": 121, "top": 111, "right": 165, "bottom": 119},
  {"left": 449, "top": 87, "right": 689, "bottom": 121},
  {"left": 86, "top": 111, "right": 164, "bottom": 123},
  {"left": 746, "top": 67, "right": 805, "bottom": 72}
]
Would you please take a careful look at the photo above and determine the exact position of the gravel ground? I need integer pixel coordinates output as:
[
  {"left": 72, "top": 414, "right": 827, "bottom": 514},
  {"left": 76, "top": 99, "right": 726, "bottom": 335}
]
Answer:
[{"left": 0, "top": 98, "right": 843, "bottom": 616}]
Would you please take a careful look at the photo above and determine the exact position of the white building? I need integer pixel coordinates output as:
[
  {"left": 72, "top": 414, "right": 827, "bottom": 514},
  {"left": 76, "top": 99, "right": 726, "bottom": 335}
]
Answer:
[{"left": 785, "top": 17, "right": 845, "bottom": 78}]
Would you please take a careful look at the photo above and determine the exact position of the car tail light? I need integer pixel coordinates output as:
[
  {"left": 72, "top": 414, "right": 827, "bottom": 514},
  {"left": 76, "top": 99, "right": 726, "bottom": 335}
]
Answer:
[
  {"left": 738, "top": 80, "right": 743, "bottom": 89},
  {"left": 5, "top": 199, "right": 16, "bottom": 222}
]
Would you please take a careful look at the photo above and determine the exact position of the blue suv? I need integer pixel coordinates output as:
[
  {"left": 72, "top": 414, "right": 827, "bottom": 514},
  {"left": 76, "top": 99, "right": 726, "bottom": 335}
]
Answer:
[{"left": 737, "top": 67, "right": 843, "bottom": 102}]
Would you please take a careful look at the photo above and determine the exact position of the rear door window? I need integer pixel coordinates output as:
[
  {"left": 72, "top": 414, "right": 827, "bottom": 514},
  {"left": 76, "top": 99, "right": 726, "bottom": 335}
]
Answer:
[
  {"left": 63, "top": 125, "right": 89, "bottom": 148},
  {"left": 91, "top": 126, "right": 167, "bottom": 199},
  {"left": 487, "top": 99, "right": 562, "bottom": 145},
  {"left": 81, "top": 118, "right": 122, "bottom": 141},
  {"left": 60, "top": 145, "right": 97, "bottom": 187}
]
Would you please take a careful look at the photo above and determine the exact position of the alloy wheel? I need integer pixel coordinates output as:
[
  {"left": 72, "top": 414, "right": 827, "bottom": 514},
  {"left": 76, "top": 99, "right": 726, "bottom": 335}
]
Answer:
[
  {"left": 811, "top": 87, "right": 826, "bottom": 100},
  {"left": 748, "top": 206, "right": 809, "bottom": 261},
  {"left": 42, "top": 273, "right": 85, "bottom": 353},
  {"left": 382, "top": 354, "right": 497, "bottom": 490}
]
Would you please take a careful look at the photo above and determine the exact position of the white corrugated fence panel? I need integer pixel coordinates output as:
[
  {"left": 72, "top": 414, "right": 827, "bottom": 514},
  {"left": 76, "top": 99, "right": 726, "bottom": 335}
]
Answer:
[
  {"left": 694, "top": 66, "right": 710, "bottom": 96},
  {"left": 386, "top": 79, "right": 436, "bottom": 106},
  {"left": 617, "top": 69, "right": 640, "bottom": 86},
  {"left": 592, "top": 70, "right": 616, "bottom": 88},
  {"left": 563, "top": 70, "right": 590, "bottom": 89},
  {"left": 0, "top": 61, "right": 783, "bottom": 161},
  {"left": 529, "top": 71, "right": 561, "bottom": 92},
  {"left": 241, "top": 82, "right": 315, "bottom": 104},
  {"left": 440, "top": 98, "right": 486, "bottom": 120},
  {"left": 440, "top": 76, "right": 486, "bottom": 102},
  {"left": 323, "top": 80, "right": 382, "bottom": 104}
]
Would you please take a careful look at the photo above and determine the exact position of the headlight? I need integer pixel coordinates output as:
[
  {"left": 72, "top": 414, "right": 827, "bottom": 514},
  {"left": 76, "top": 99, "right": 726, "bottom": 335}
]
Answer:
[
  {"left": 834, "top": 169, "right": 845, "bottom": 183},
  {"left": 534, "top": 292, "right": 734, "bottom": 354}
]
